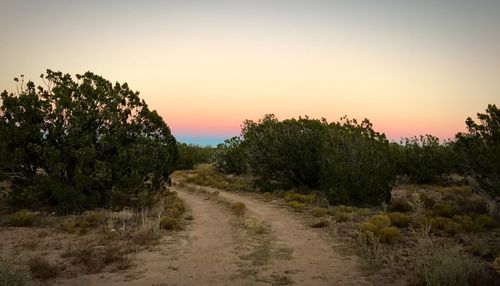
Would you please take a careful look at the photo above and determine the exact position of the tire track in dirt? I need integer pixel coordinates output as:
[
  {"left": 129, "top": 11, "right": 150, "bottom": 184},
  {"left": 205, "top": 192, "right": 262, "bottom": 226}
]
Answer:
[
  {"left": 192, "top": 184, "right": 372, "bottom": 286},
  {"left": 125, "top": 188, "right": 247, "bottom": 286},
  {"left": 55, "top": 187, "right": 249, "bottom": 286}
]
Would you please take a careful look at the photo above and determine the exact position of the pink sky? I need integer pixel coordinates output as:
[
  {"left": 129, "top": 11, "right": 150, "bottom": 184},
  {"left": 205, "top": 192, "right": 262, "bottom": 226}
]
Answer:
[{"left": 1, "top": 1, "right": 499, "bottom": 144}]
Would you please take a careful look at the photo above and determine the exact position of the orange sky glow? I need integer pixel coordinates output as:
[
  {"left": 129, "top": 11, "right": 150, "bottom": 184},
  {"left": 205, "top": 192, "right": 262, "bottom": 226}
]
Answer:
[{"left": 1, "top": 1, "right": 499, "bottom": 145}]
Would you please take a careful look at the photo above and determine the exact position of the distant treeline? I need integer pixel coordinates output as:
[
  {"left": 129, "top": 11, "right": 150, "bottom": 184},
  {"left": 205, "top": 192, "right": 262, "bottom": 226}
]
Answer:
[{"left": 213, "top": 105, "right": 499, "bottom": 204}]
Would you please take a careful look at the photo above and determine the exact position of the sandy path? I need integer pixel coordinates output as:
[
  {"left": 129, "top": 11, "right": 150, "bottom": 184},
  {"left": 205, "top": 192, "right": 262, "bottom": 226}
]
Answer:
[
  {"left": 54, "top": 180, "right": 370, "bottom": 285},
  {"left": 121, "top": 188, "right": 246, "bottom": 286},
  {"left": 188, "top": 185, "right": 372, "bottom": 286},
  {"left": 55, "top": 187, "right": 249, "bottom": 286}
]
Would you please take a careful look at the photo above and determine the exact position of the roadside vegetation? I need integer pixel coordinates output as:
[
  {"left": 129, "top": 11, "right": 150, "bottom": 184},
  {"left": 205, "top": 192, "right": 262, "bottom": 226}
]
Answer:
[
  {"left": 189, "top": 104, "right": 500, "bottom": 285},
  {"left": 0, "top": 71, "right": 185, "bottom": 284}
]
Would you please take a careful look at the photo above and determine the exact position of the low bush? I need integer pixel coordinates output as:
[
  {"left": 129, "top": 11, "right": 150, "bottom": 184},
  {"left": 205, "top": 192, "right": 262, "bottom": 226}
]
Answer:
[
  {"left": 431, "top": 217, "right": 452, "bottom": 232},
  {"left": 420, "top": 193, "right": 436, "bottom": 208},
  {"left": 433, "top": 202, "right": 459, "bottom": 218},
  {"left": 312, "top": 207, "right": 328, "bottom": 218},
  {"left": 26, "top": 256, "right": 59, "bottom": 280},
  {"left": 7, "top": 209, "right": 39, "bottom": 227},
  {"left": 454, "top": 215, "right": 482, "bottom": 232},
  {"left": 413, "top": 243, "right": 482, "bottom": 286},
  {"left": 63, "top": 241, "right": 132, "bottom": 274},
  {"left": 159, "top": 216, "right": 181, "bottom": 230},
  {"left": 370, "top": 214, "right": 391, "bottom": 229},
  {"left": 284, "top": 192, "right": 315, "bottom": 204},
  {"left": 358, "top": 221, "right": 378, "bottom": 234},
  {"left": 379, "top": 226, "right": 401, "bottom": 243},
  {"left": 311, "top": 220, "right": 330, "bottom": 228},
  {"left": 231, "top": 201, "right": 246, "bottom": 216},
  {"left": 333, "top": 211, "right": 350, "bottom": 223},
  {"left": 466, "top": 240, "right": 498, "bottom": 259},
  {"left": 287, "top": 201, "right": 306, "bottom": 212},
  {"left": 443, "top": 221, "right": 463, "bottom": 235},
  {"left": 474, "top": 214, "right": 496, "bottom": 229},
  {"left": 390, "top": 199, "right": 413, "bottom": 213},
  {"left": 59, "top": 211, "right": 105, "bottom": 234},
  {"left": 388, "top": 212, "right": 412, "bottom": 228},
  {"left": 453, "top": 214, "right": 496, "bottom": 233}
]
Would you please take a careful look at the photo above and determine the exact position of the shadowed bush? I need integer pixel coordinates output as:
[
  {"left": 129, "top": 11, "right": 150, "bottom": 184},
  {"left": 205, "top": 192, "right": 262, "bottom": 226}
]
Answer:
[{"left": 0, "top": 71, "right": 178, "bottom": 212}]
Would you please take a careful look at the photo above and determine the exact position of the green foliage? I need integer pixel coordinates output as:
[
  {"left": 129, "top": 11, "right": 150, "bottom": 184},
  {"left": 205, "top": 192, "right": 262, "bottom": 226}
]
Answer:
[
  {"left": 0, "top": 258, "right": 26, "bottom": 286},
  {"left": 387, "top": 212, "right": 412, "bottom": 228},
  {"left": 332, "top": 211, "right": 350, "bottom": 222},
  {"left": 287, "top": 201, "right": 306, "bottom": 212},
  {"left": 395, "top": 135, "right": 455, "bottom": 183},
  {"left": 319, "top": 117, "right": 395, "bottom": 204},
  {"left": 59, "top": 211, "right": 105, "bottom": 234},
  {"left": 283, "top": 191, "right": 315, "bottom": 204},
  {"left": 213, "top": 137, "right": 247, "bottom": 174},
  {"left": 431, "top": 216, "right": 465, "bottom": 235},
  {"left": 455, "top": 104, "right": 500, "bottom": 196},
  {"left": 235, "top": 115, "right": 394, "bottom": 204},
  {"left": 0, "top": 71, "right": 178, "bottom": 212},
  {"left": 176, "top": 143, "right": 214, "bottom": 170},
  {"left": 443, "top": 221, "right": 463, "bottom": 235},
  {"left": 242, "top": 115, "right": 327, "bottom": 188},
  {"left": 433, "top": 202, "right": 459, "bottom": 218},
  {"left": 358, "top": 214, "right": 400, "bottom": 243},
  {"left": 390, "top": 198, "right": 413, "bottom": 212}
]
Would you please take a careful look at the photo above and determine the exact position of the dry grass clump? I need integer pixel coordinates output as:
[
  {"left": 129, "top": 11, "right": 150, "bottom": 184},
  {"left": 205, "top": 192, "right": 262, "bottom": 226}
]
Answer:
[
  {"left": 283, "top": 191, "right": 315, "bottom": 204},
  {"left": 357, "top": 214, "right": 401, "bottom": 243},
  {"left": 378, "top": 226, "right": 401, "bottom": 243},
  {"left": 186, "top": 164, "right": 253, "bottom": 192},
  {"left": 312, "top": 207, "right": 328, "bottom": 218},
  {"left": 6, "top": 210, "right": 40, "bottom": 227},
  {"left": 413, "top": 241, "right": 482, "bottom": 286},
  {"left": 26, "top": 256, "right": 60, "bottom": 280},
  {"left": 332, "top": 210, "right": 350, "bottom": 223},
  {"left": 62, "top": 240, "right": 133, "bottom": 274},
  {"left": 231, "top": 201, "right": 246, "bottom": 216},
  {"left": 0, "top": 258, "right": 26, "bottom": 286},
  {"left": 159, "top": 216, "right": 181, "bottom": 230},
  {"left": 244, "top": 219, "right": 267, "bottom": 235},
  {"left": 60, "top": 210, "right": 106, "bottom": 234},
  {"left": 287, "top": 201, "right": 305, "bottom": 212},
  {"left": 311, "top": 219, "right": 330, "bottom": 228},
  {"left": 262, "top": 192, "right": 273, "bottom": 202},
  {"left": 370, "top": 214, "right": 391, "bottom": 228}
]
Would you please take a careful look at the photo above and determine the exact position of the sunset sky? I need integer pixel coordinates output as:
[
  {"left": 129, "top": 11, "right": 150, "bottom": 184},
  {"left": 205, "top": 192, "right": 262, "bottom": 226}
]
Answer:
[{"left": 1, "top": 1, "right": 499, "bottom": 145}]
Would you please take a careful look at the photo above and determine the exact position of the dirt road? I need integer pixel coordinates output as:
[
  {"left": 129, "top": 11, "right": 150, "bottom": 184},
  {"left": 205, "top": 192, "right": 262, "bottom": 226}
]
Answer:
[{"left": 56, "top": 180, "right": 370, "bottom": 285}]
